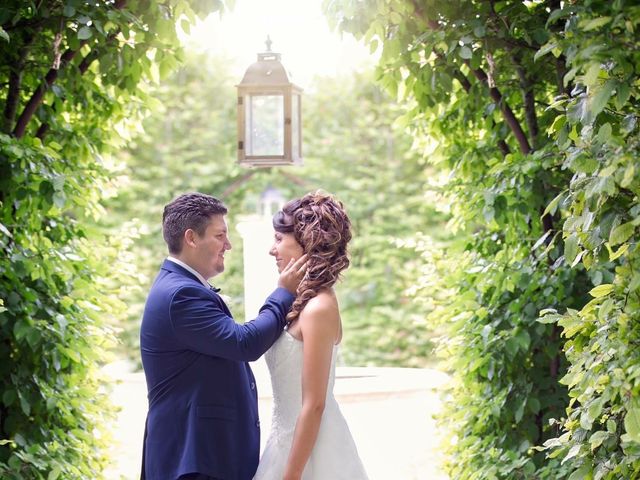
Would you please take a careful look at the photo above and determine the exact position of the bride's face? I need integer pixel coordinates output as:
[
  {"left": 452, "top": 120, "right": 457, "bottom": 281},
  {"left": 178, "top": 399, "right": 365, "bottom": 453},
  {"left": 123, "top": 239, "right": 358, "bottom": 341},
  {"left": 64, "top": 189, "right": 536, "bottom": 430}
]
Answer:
[{"left": 269, "top": 231, "right": 304, "bottom": 273}]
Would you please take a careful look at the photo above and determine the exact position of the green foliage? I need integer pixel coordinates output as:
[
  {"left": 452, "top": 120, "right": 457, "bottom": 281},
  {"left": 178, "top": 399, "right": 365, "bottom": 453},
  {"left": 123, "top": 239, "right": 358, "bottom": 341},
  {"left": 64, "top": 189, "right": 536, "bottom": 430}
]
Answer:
[
  {"left": 0, "top": 133, "right": 122, "bottom": 479},
  {"left": 325, "top": 0, "right": 639, "bottom": 478},
  {"left": 534, "top": 2, "right": 640, "bottom": 478},
  {"left": 0, "top": 0, "right": 227, "bottom": 477}
]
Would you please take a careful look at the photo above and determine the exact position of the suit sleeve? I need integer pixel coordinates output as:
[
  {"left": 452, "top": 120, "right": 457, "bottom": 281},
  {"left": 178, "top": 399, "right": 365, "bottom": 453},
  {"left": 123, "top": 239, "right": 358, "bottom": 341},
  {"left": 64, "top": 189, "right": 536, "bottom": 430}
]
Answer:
[{"left": 169, "top": 285, "right": 294, "bottom": 361}]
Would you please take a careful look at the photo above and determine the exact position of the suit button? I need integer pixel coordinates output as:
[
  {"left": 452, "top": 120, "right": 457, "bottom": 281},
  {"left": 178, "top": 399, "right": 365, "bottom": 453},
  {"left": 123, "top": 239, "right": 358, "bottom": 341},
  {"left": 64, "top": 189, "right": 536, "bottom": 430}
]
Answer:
[
  {"left": 250, "top": 382, "right": 256, "bottom": 390},
  {"left": 256, "top": 420, "right": 260, "bottom": 428}
]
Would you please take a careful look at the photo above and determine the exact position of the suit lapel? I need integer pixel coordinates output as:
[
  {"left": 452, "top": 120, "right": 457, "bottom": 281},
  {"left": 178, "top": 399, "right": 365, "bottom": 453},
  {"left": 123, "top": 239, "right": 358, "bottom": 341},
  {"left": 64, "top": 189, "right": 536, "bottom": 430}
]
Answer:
[
  {"left": 162, "top": 259, "right": 234, "bottom": 318},
  {"left": 161, "top": 259, "right": 202, "bottom": 284}
]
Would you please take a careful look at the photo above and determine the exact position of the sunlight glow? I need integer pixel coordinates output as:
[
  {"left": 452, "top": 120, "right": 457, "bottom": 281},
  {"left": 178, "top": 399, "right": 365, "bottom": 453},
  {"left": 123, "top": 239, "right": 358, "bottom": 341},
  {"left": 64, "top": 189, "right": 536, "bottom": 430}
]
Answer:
[{"left": 183, "top": 0, "right": 376, "bottom": 89}]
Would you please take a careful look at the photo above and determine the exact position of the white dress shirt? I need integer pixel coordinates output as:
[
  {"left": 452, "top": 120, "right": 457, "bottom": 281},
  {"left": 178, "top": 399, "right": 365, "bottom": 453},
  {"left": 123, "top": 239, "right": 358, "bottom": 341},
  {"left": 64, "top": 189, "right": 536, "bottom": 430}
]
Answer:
[{"left": 166, "top": 256, "right": 211, "bottom": 289}]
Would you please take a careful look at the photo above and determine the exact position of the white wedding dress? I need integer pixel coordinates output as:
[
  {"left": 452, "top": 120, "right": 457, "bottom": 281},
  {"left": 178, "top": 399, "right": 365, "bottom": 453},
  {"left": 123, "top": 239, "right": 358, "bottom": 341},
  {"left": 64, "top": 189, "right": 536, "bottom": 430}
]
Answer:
[{"left": 253, "top": 331, "right": 368, "bottom": 480}]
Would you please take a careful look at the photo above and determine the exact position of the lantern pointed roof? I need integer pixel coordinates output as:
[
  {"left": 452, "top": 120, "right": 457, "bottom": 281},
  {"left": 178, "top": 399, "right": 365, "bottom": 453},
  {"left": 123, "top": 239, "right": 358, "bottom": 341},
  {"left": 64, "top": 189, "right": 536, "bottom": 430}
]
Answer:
[
  {"left": 238, "top": 38, "right": 301, "bottom": 89},
  {"left": 240, "top": 50, "right": 296, "bottom": 86}
]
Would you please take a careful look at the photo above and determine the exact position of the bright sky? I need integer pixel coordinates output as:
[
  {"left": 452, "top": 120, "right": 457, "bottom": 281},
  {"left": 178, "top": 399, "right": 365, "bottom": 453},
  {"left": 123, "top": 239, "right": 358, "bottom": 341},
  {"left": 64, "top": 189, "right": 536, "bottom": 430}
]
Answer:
[{"left": 184, "top": 0, "right": 376, "bottom": 89}]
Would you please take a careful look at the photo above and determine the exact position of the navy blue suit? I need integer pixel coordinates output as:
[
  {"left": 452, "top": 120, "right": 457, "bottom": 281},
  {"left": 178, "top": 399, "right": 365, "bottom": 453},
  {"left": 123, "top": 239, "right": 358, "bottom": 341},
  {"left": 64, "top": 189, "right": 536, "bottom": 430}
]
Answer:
[{"left": 140, "top": 260, "right": 293, "bottom": 480}]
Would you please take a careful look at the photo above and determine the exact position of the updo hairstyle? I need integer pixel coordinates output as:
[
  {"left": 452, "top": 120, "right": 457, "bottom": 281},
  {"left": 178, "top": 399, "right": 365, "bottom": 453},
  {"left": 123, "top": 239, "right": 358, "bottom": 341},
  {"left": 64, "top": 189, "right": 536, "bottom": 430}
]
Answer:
[{"left": 272, "top": 191, "right": 352, "bottom": 324}]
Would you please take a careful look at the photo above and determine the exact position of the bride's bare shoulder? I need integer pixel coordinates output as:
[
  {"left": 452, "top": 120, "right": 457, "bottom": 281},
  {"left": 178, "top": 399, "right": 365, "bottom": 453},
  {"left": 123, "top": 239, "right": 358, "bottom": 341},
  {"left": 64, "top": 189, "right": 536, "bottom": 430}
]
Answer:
[
  {"left": 302, "top": 290, "right": 338, "bottom": 313},
  {"left": 300, "top": 290, "right": 339, "bottom": 319},
  {"left": 298, "top": 290, "right": 341, "bottom": 342}
]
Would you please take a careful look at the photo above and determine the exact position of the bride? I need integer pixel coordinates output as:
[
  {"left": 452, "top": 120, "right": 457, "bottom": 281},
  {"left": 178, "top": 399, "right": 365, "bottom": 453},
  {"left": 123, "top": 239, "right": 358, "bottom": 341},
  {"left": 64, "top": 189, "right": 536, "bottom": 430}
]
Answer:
[{"left": 253, "top": 192, "right": 368, "bottom": 480}]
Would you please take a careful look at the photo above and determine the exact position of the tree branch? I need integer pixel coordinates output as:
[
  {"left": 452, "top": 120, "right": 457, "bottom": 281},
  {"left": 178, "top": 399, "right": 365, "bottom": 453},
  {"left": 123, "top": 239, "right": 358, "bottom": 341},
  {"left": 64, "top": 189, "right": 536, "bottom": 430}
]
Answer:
[
  {"left": 452, "top": 70, "right": 472, "bottom": 92},
  {"left": 2, "top": 31, "right": 36, "bottom": 134},
  {"left": 555, "top": 57, "right": 569, "bottom": 97},
  {"left": 221, "top": 171, "right": 256, "bottom": 197},
  {"left": 281, "top": 171, "right": 309, "bottom": 187},
  {"left": 451, "top": 67, "right": 510, "bottom": 156},
  {"left": 4, "top": 70, "right": 24, "bottom": 135},
  {"left": 36, "top": 38, "right": 114, "bottom": 140},
  {"left": 463, "top": 60, "right": 531, "bottom": 154},
  {"left": 12, "top": 45, "right": 85, "bottom": 139},
  {"left": 12, "top": 0, "right": 128, "bottom": 139},
  {"left": 514, "top": 61, "right": 539, "bottom": 148},
  {"left": 410, "top": 0, "right": 530, "bottom": 154}
]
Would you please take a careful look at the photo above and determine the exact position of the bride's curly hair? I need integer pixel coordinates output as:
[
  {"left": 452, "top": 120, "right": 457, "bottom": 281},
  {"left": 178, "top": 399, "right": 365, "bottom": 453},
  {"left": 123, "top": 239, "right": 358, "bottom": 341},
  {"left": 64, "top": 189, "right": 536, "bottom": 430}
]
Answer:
[{"left": 273, "top": 191, "right": 352, "bottom": 324}]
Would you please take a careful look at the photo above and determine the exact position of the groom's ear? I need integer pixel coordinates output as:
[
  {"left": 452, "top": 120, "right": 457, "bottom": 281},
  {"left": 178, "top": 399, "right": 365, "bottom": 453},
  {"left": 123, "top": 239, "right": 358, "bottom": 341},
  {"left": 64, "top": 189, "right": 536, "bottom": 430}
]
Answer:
[{"left": 183, "top": 228, "right": 197, "bottom": 249}]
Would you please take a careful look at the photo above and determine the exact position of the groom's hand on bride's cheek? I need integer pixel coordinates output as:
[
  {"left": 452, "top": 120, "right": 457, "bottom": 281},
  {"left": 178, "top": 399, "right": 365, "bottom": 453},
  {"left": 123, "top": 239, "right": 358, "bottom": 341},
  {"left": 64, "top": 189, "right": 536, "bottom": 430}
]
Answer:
[{"left": 278, "top": 254, "right": 308, "bottom": 294}]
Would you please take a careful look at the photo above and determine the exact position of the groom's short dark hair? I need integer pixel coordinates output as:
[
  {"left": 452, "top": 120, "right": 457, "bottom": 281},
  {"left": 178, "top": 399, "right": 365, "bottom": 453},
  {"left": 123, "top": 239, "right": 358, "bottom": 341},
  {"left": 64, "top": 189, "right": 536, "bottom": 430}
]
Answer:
[{"left": 162, "top": 192, "right": 228, "bottom": 254}]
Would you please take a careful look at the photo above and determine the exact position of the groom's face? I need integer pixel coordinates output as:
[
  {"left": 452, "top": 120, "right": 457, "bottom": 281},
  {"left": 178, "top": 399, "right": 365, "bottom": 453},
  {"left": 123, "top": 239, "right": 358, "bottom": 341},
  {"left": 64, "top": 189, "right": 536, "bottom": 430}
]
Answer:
[{"left": 192, "top": 214, "right": 232, "bottom": 279}]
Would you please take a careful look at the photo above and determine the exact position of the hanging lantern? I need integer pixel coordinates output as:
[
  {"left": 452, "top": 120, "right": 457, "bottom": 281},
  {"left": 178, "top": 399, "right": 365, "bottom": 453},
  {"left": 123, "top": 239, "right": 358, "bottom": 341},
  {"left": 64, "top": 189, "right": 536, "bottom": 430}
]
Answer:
[{"left": 236, "top": 37, "right": 303, "bottom": 167}]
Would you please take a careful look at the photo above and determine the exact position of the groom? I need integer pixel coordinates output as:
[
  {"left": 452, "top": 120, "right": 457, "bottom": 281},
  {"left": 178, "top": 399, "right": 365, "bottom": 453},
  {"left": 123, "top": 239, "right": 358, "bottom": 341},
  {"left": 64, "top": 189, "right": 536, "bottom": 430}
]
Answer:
[{"left": 140, "top": 192, "right": 306, "bottom": 480}]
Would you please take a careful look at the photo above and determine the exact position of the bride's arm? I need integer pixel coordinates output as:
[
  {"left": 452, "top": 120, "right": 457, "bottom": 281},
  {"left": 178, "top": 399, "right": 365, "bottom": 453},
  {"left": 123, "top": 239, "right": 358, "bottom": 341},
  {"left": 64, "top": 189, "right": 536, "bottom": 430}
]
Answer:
[{"left": 283, "top": 295, "right": 339, "bottom": 480}]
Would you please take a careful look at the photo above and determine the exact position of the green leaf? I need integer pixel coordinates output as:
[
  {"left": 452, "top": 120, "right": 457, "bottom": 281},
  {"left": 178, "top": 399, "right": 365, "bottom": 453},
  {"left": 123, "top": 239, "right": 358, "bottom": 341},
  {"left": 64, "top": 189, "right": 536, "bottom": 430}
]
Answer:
[
  {"left": 564, "top": 234, "right": 579, "bottom": 265},
  {"left": 609, "top": 222, "right": 634, "bottom": 246},
  {"left": 515, "top": 330, "right": 531, "bottom": 351},
  {"left": 583, "top": 63, "right": 601, "bottom": 87},
  {"left": 51, "top": 174, "right": 65, "bottom": 191},
  {"left": 538, "top": 313, "right": 563, "bottom": 324},
  {"left": 19, "top": 395, "right": 30, "bottom": 416},
  {"left": 547, "top": 8, "right": 571, "bottom": 26},
  {"left": 620, "top": 162, "right": 635, "bottom": 188},
  {"left": 369, "top": 38, "right": 379, "bottom": 55},
  {"left": 532, "top": 230, "right": 552, "bottom": 250},
  {"left": 589, "top": 284, "right": 614, "bottom": 298},
  {"left": 589, "top": 431, "right": 608, "bottom": 451},
  {"left": 459, "top": 46, "right": 472, "bottom": 59},
  {"left": 53, "top": 191, "right": 67, "bottom": 209},
  {"left": 48, "top": 466, "right": 62, "bottom": 480},
  {"left": 13, "top": 433, "right": 25, "bottom": 447},
  {"left": 505, "top": 337, "right": 519, "bottom": 358},
  {"left": 77, "top": 26, "right": 93, "bottom": 40},
  {"left": 473, "top": 25, "right": 486, "bottom": 38},
  {"left": 13, "top": 319, "right": 31, "bottom": 341},
  {"left": 180, "top": 18, "right": 191, "bottom": 35},
  {"left": 0, "top": 222, "right": 12, "bottom": 238},
  {"left": 543, "top": 190, "right": 567, "bottom": 217},
  {"left": 581, "top": 16, "right": 612, "bottom": 31},
  {"left": 2, "top": 389, "right": 16, "bottom": 406},
  {"left": 624, "top": 407, "right": 640, "bottom": 443},
  {"left": 588, "top": 80, "right": 616, "bottom": 121},
  {"left": 528, "top": 397, "right": 541, "bottom": 414},
  {"left": 515, "top": 397, "right": 526, "bottom": 423},
  {"left": 567, "top": 96, "right": 588, "bottom": 124},
  {"left": 562, "top": 444, "right": 582, "bottom": 464},
  {"left": 616, "top": 82, "right": 631, "bottom": 110},
  {"left": 0, "top": 27, "right": 9, "bottom": 43},
  {"left": 596, "top": 122, "right": 612, "bottom": 143},
  {"left": 534, "top": 42, "right": 558, "bottom": 61},
  {"left": 389, "top": 11, "right": 402, "bottom": 24},
  {"left": 568, "top": 464, "right": 592, "bottom": 480},
  {"left": 606, "top": 242, "right": 630, "bottom": 261}
]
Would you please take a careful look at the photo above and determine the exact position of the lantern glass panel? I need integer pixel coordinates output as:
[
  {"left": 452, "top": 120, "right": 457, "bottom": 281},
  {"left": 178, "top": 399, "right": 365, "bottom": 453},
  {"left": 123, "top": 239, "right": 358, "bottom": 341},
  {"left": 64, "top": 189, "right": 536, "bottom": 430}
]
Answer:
[
  {"left": 246, "top": 94, "right": 284, "bottom": 156},
  {"left": 292, "top": 93, "right": 300, "bottom": 158}
]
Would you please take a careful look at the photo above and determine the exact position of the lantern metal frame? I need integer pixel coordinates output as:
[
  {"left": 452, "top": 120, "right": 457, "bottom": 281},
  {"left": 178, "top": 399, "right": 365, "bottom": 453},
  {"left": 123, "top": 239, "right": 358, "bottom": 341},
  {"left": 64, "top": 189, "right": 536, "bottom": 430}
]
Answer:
[{"left": 236, "top": 39, "right": 303, "bottom": 167}]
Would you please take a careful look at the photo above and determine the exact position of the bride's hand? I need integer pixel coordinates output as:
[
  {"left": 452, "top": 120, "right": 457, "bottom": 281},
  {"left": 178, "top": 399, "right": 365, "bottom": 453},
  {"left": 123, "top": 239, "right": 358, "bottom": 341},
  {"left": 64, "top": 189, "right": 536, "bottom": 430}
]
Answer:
[{"left": 277, "top": 254, "right": 308, "bottom": 295}]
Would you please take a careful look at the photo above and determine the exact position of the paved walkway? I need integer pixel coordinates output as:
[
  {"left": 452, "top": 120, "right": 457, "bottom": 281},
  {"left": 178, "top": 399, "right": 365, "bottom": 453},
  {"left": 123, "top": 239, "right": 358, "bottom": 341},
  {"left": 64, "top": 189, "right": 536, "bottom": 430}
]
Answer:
[{"left": 103, "top": 359, "right": 450, "bottom": 480}]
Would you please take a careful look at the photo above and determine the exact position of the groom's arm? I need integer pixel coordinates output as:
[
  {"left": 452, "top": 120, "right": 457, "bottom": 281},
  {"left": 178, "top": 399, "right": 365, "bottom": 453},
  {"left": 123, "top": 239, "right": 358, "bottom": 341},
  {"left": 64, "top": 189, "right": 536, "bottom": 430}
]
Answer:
[{"left": 169, "top": 285, "right": 293, "bottom": 361}]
